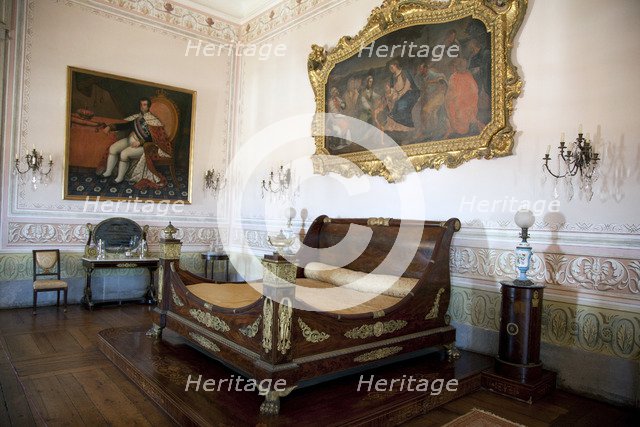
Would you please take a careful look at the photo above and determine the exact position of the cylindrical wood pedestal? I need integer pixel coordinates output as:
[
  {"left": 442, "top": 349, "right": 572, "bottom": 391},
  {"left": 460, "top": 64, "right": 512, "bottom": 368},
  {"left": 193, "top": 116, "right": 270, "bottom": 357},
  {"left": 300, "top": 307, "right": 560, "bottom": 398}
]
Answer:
[{"left": 495, "top": 281, "right": 545, "bottom": 383}]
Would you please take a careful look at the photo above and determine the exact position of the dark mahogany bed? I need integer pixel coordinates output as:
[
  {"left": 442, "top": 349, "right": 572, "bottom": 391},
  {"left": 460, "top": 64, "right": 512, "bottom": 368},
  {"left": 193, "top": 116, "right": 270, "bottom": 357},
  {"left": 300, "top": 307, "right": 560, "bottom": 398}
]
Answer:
[{"left": 149, "top": 215, "right": 461, "bottom": 414}]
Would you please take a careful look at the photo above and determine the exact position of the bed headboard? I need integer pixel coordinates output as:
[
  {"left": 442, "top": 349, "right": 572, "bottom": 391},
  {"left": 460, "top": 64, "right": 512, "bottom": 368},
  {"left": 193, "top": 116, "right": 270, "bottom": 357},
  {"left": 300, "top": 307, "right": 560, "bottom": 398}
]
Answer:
[{"left": 298, "top": 216, "right": 460, "bottom": 279}]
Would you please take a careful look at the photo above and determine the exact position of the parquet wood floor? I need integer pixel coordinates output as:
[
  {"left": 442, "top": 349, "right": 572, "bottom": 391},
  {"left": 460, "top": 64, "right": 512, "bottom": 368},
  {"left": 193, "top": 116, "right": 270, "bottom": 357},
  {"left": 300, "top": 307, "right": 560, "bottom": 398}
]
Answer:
[
  {"left": 0, "top": 305, "right": 637, "bottom": 426},
  {"left": 0, "top": 304, "right": 172, "bottom": 426}
]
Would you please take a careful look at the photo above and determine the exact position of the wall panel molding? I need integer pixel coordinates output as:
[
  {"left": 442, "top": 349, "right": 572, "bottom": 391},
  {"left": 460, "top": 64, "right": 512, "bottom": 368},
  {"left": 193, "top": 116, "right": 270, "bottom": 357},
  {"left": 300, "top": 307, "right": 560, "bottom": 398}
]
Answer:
[
  {"left": 0, "top": 251, "right": 205, "bottom": 282},
  {"left": 6, "top": 222, "right": 227, "bottom": 247},
  {"left": 451, "top": 246, "right": 640, "bottom": 300},
  {"left": 448, "top": 286, "right": 640, "bottom": 361},
  {"left": 5, "top": 221, "right": 639, "bottom": 309},
  {"left": 4, "top": 0, "right": 232, "bottom": 220}
]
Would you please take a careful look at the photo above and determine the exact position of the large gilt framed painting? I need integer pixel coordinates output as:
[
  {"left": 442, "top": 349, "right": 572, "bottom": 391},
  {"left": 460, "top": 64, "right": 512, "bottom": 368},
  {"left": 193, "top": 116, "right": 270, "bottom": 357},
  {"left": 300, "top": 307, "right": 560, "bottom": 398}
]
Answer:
[
  {"left": 308, "top": 0, "right": 527, "bottom": 182},
  {"left": 64, "top": 67, "right": 196, "bottom": 202}
]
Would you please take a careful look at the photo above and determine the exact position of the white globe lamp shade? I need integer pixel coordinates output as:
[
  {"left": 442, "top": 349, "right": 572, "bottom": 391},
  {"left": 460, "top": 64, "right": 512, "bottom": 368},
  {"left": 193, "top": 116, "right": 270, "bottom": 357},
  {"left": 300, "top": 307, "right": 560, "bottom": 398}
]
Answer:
[{"left": 514, "top": 209, "right": 535, "bottom": 229}]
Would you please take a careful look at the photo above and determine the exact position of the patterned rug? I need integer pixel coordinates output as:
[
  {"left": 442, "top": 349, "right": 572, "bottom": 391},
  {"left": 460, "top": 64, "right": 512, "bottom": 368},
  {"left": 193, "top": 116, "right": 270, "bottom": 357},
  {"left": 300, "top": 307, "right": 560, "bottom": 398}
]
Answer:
[
  {"left": 443, "top": 408, "right": 524, "bottom": 427},
  {"left": 66, "top": 166, "right": 189, "bottom": 201}
]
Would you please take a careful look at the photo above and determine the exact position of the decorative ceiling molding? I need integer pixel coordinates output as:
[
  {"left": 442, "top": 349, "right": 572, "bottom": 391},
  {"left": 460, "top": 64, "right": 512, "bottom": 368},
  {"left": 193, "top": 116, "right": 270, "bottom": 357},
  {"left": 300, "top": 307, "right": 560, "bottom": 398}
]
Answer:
[
  {"left": 67, "top": 0, "right": 347, "bottom": 43},
  {"left": 179, "top": 0, "right": 284, "bottom": 23},
  {"left": 75, "top": 0, "right": 240, "bottom": 42},
  {"left": 241, "top": 0, "right": 346, "bottom": 43}
]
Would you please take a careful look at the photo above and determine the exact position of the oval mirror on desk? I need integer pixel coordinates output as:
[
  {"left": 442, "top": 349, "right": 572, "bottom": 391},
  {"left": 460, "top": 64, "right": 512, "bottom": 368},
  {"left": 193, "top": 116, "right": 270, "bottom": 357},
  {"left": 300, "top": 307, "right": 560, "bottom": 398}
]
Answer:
[{"left": 93, "top": 217, "right": 142, "bottom": 252}]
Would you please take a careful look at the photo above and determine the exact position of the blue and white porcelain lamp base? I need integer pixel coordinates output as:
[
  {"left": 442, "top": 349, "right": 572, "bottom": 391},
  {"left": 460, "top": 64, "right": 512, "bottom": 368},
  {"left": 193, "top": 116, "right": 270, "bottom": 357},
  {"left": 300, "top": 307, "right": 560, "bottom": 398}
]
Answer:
[
  {"left": 515, "top": 237, "right": 533, "bottom": 285},
  {"left": 482, "top": 209, "right": 556, "bottom": 401},
  {"left": 513, "top": 210, "right": 535, "bottom": 285}
]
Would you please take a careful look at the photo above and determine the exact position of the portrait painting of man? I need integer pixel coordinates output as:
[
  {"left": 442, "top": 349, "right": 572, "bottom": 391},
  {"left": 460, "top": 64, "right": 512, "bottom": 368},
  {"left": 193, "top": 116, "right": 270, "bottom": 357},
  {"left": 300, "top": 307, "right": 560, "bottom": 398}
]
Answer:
[{"left": 65, "top": 67, "right": 195, "bottom": 202}]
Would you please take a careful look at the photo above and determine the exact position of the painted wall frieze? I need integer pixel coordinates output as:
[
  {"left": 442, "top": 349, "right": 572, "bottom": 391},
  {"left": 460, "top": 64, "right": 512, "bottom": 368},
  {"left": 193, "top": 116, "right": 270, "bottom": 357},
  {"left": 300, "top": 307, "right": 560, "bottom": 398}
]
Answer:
[
  {"left": 450, "top": 247, "right": 640, "bottom": 296},
  {"left": 448, "top": 287, "right": 640, "bottom": 360}
]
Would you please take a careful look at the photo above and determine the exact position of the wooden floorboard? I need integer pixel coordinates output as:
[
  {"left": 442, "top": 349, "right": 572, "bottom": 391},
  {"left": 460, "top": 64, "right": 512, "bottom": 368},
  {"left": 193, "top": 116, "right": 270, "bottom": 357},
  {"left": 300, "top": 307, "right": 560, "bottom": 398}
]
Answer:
[
  {"left": 56, "top": 372, "right": 109, "bottom": 426},
  {"left": 0, "top": 356, "right": 36, "bottom": 426},
  {"left": 0, "top": 305, "right": 173, "bottom": 427},
  {"left": 72, "top": 368, "right": 154, "bottom": 426},
  {"left": 0, "top": 304, "right": 638, "bottom": 426}
]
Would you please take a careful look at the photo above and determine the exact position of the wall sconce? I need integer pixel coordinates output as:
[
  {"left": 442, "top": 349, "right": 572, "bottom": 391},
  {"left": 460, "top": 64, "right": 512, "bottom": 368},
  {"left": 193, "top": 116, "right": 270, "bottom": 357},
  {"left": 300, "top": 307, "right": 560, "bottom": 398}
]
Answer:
[
  {"left": 204, "top": 168, "right": 227, "bottom": 194},
  {"left": 261, "top": 165, "right": 291, "bottom": 198},
  {"left": 14, "top": 147, "right": 54, "bottom": 190},
  {"left": 542, "top": 125, "right": 600, "bottom": 201}
]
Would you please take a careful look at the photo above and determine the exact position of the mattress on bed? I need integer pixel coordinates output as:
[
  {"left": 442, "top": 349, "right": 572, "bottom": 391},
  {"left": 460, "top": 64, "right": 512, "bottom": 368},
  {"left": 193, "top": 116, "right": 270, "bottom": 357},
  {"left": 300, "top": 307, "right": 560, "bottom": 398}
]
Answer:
[
  {"left": 187, "top": 282, "right": 263, "bottom": 309},
  {"left": 186, "top": 278, "right": 403, "bottom": 315}
]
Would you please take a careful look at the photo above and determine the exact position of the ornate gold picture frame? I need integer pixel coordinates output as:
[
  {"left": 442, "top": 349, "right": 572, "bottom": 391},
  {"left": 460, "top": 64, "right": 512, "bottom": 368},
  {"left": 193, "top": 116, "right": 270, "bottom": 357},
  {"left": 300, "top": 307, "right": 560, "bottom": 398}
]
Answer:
[{"left": 308, "top": 0, "right": 527, "bottom": 182}]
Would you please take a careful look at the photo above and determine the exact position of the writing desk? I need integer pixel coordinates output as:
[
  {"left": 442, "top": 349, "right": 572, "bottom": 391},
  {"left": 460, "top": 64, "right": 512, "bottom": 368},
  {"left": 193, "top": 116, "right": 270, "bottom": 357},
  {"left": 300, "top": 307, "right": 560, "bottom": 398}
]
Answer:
[{"left": 81, "top": 257, "right": 159, "bottom": 309}]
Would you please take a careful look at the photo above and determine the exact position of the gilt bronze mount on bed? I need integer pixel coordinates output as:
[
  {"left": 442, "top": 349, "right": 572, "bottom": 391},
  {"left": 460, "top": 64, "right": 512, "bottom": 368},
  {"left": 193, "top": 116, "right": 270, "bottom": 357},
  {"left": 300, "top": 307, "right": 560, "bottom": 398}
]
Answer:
[{"left": 151, "top": 216, "right": 461, "bottom": 415}]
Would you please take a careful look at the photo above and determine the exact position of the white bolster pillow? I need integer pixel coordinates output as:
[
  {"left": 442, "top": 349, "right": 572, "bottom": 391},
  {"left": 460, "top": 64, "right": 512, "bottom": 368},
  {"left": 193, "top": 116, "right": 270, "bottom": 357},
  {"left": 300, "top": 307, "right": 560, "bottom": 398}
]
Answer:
[{"left": 304, "top": 262, "right": 418, "bottom": 298}]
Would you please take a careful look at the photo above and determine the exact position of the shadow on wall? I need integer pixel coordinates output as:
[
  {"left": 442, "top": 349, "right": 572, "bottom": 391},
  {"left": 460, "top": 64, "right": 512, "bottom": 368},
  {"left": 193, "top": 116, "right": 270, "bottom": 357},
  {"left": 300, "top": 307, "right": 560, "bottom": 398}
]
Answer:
[
  {"left": 447, "top": 224, "right": 498, "bottom": 347},
  {"left": 540, "top": 211, "right": 566, "bottom": 285},
  {"left": 595, "top": 126, "right": 632, "bottom": 203}
]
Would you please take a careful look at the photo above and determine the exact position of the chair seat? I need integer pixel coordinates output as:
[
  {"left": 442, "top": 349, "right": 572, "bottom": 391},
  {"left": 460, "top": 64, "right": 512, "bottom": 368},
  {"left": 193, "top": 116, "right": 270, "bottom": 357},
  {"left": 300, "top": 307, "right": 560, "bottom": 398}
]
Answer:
[{"left": 34, "top": 280, "right": 68, "bottom": 290}]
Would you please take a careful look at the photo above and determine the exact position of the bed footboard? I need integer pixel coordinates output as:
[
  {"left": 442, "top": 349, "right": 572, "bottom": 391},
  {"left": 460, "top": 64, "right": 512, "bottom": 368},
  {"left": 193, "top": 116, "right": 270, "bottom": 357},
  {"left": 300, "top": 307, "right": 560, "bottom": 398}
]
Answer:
[{"left": 149, "top": 216, "right": 460, "bottom": 414}]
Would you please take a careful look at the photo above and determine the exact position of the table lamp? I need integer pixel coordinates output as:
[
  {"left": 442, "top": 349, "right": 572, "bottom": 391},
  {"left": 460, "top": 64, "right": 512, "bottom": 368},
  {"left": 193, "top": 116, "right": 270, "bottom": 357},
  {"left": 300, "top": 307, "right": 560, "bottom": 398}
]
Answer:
[{"left": 514, "top": 209, "right": 535, "bottom": 284}]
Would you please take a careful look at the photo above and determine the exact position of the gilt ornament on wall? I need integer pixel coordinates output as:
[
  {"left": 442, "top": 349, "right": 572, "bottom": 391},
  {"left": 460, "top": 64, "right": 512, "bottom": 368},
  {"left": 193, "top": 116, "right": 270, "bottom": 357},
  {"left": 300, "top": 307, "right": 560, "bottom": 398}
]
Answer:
[{"left": 308, "top": 0, "right": 528, "bottom": 182}]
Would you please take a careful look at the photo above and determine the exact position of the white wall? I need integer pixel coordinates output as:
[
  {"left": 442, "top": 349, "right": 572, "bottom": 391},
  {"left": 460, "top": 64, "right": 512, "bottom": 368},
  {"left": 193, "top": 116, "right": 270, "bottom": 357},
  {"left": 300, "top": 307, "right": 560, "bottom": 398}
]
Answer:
[
  {"left": 1, "top": 0, "right": 232, "bottom": 250},
  {"left": 1, "top": 0, "right": 638, "bottom": 406},
  {"left": 233, "top": 0, "right": 640, "bottom": 406},
  {"left": 235, "top": 0, "right": 640, "bottom": 228}
]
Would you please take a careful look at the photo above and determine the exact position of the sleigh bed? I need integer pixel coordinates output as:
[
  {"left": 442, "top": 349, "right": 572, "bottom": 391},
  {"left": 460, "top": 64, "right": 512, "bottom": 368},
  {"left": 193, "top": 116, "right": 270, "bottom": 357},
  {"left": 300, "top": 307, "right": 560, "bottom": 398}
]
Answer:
[{"left": 150, "top": 215, "right": 461, "bottom": 414}]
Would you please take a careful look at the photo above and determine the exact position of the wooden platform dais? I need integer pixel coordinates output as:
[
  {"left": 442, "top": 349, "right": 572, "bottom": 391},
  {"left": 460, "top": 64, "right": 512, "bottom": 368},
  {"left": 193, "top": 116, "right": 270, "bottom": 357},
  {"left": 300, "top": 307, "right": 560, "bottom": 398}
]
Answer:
[
  {"left": 481, "top": 367, "right": 557, "bottom": 404},
  {"left": 98, "top": 325, "right": 492, "bottom": 426}
]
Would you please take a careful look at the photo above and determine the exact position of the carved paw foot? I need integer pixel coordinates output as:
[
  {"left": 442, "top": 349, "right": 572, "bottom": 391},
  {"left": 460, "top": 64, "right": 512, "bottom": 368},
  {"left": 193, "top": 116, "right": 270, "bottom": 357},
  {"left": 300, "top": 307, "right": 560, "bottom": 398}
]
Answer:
[
  {"left": 258, "top": 386, "right": 295, "bottom": 416},
  {"left": 259, "top": 396, "right": 280, "bottom": 415},
  {"left": 445, "top": 344, "right": 461, "bottom": 362},
  {"left": 145, "top": 323, "right": 163, "bottom": 339}
]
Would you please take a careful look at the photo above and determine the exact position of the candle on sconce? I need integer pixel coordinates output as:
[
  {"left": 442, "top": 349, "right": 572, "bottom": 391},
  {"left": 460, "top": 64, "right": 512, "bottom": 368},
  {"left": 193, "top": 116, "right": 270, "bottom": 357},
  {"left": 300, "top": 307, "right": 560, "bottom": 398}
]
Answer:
[
  {"left": 15, "top": 153, "right": 19, "bottom": 161},
  {"left": 586, "top": 133, "right": 590, "bottom": 142},
  {"left": 560, "top": 132, "right": 565, "bottom": 142},
  {"left": 546, "top": 145, "right": 550, "bottom": 155},
  {"left": 49, "top": 154, "right": 52, "bottom": 162},
  {"left": 578, "top": 124, "right": 583, "bottom": 134}
]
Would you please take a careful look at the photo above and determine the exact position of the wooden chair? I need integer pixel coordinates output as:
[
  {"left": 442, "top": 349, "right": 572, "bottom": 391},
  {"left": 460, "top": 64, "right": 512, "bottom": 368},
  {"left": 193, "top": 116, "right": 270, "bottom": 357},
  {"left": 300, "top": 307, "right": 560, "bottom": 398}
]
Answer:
[
  {"left": 149, "top": 91, "right": 180, "bottom": 184},
  {"left": 33, "top": 249, "right": 68, "bottom": 315}
]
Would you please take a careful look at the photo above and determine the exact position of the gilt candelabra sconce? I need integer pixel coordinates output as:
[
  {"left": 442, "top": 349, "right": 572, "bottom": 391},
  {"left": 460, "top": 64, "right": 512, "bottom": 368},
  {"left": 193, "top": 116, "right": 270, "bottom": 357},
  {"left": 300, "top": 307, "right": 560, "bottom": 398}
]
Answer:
[
  {"left": 261, "top": 164, "right": 298, "bottom": 200},
  {"left": 204, "top": 167, "right": 227, "bottom": 194},
  {"left": 14, "top": 147, "right": 54, "bottom": 190},
  {"left": 542, "top": 125, "right": 600, "bottom": 201}
]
